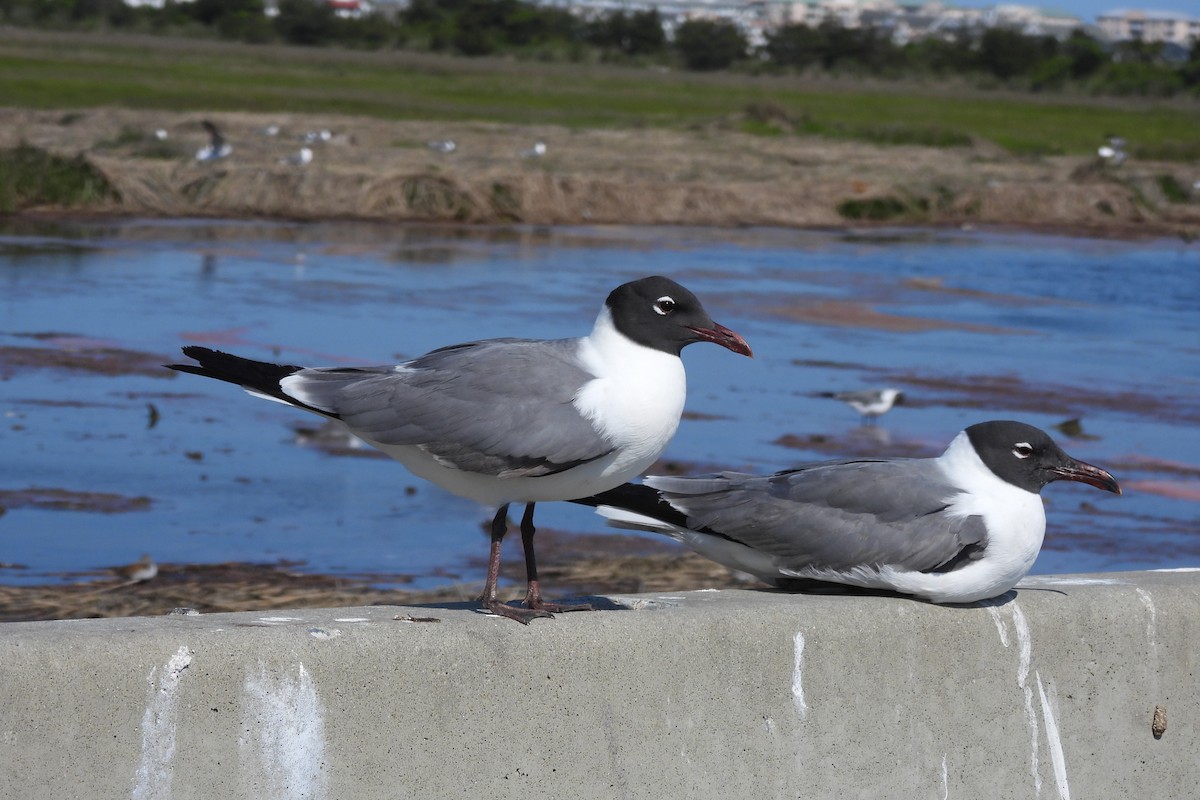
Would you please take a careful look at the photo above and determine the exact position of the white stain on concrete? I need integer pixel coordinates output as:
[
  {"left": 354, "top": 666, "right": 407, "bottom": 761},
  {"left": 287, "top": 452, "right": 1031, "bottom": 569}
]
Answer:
[
  {"left": 995, "top": 603, "right": 1072, "bottom": 800},
  {"left": 1135, "top": 588, "right": 1158, "bottom": 661},
  {"left": 131, "top": 646, "right": 193, "bottom": 800},
  {"left": 258, "top": 617, "right": 303, "bottom": 625},
  {"left": 305, "top": 628, "right": 341, "bottom": 640},
  {"left": 791, "top": 631, "right": 808, "bottom": 720},
  {"left": 1036, "top": 673, "right": 1071, "bottom": 800},
  {"left": 240, "top": 663, "right": 328, "bottom": 800},
  {"left": 1010, "top": 603, "right": 1041, "bottom": 796},
  {"left": 333, "top": 618, "right": 369, "bottom": 623},
  {"left": 1012, "top": 604, "right": 1032, "bottom": 690},
  {"left": 609, "top": 596, "right": 679, "bottom": 610},
  {"left": 940, "top": 753, "right": 949, "bottom": 800},
  {"left": 986, "top": 605, "right": 1010, "bottom": 648}
]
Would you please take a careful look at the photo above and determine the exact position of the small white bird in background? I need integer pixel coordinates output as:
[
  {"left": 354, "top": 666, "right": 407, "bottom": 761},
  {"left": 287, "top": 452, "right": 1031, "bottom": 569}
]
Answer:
[
  {"left": 280, "top": 147, "right": 314, "bottom": 167},
  {"left": 1098, "top": 135, "right": 1127, "bottom": 166},
  {"left": 87, "top": 554, "right": 158, "bottom": 595},
  {"left": 427, "top": 139, "right": 456, "bottom": 153},
  {"left": 261, "top": 124, "right": 280, "bottom": 137},
  {"left": 115, "top": 553, "right": 159, "bottom": 585},
  {"left": 302, "top": 129, "right": 333, "bottom": 144},
  {"left": 820, "top": 387, "right": 904, "bottom": 425},
  {"left": 577, "top": 420, "right": 1121, "bottom": 604},
  {"left": 520, "top": 140, "right": 547, "bottom": 158},
  {"left": 195, "top": 120, "right": 232, "bottom": 162},
  {"left": 154, "top": 128, "right": 169, "bottom": 141}
]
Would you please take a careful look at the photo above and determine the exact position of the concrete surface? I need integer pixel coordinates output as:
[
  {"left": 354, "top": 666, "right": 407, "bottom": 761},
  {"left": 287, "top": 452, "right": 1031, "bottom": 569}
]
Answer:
[{"left": 1, "top": 569, "right": 1197, "bottom": 800}]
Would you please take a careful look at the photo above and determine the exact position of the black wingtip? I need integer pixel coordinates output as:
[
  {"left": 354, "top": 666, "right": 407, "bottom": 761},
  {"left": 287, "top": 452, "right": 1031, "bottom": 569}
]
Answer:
[
  {"left": 163, "top": 345, "right": 305, "bottom": 394},
  {"left": 571, "top": 482, "right": 689, "bottom": 528},
  {"left": 165, "top": 346, "right": 216, "bottom": 374},
  {"left": 181, "top": 345, "right": 215, "bottom": 360}
]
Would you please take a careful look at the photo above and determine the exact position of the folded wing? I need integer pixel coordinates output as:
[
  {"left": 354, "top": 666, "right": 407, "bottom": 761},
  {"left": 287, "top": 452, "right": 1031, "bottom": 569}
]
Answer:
[
  {"left": 281, "top": 338, "right": 616, "bottom": 477},
  {"left": 645, "top": 459, "right": 988, "bottom": 574}
]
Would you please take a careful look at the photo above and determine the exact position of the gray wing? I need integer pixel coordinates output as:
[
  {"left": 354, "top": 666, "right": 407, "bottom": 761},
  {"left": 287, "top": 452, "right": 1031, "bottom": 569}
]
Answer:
[
  {"left": 646, "top": 459, "right": 987, "bottom": 573},
  {"left": 831, "top": 390, "right": 880, "bottom": 404},
  {"left": 284, "top": 337, "right": 615, "bottom": 477}
]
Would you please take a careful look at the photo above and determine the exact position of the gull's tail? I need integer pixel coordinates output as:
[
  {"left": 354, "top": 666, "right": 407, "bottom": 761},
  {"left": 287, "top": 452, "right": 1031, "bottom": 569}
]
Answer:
[{"left": 166, "top": 346, "right": 328, "bottom": 414}]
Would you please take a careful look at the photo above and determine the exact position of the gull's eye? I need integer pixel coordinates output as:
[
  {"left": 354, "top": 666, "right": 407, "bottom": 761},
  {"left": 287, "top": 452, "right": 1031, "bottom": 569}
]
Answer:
[
  {"left": 654, "top": 296, "right": 676, "bottom": 316},
  {"left": 1012, "top": 442, "right": 1034, "bottom": 459}
]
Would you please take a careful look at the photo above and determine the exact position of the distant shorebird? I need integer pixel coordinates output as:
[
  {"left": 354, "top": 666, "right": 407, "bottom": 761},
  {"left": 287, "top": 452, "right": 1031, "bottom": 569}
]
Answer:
[
  {"left": 261, "top": 124, "right": 280, "bottom": 137},
  {"left": 821, "top": 387, "right": 904, "bottom": 425},
  {"left": 577, "top": 420, "right": 1121, "bottom": 604},
  {"left": 167, "top": 276, "right": 752, "bottom": 624},
  {"left": 115, "top": 553, "right": 159, "bottom": 585},
  {"left": 520, "top": 140, "right": 547, "bottom": 158},
  {"left": 427, "top": 139, "right": 456, "bottom": 153},
  {"left": 1098, "top": 135, "right": 1126, "bottom": 166},
  {"left": 195, "top": 120, "right": 232, "bottom": 162},
  {"left": 86, "top": 554, "right": 158, "bottom": 595},
  {"left": 302, "top": 129, "right": 333, "bottom": 144},
  {"left": 280, "top": 147, "right": 313, "bottom": 167},
  {"left": 154, "top": 128, "right": 169, "bottom": 141}
]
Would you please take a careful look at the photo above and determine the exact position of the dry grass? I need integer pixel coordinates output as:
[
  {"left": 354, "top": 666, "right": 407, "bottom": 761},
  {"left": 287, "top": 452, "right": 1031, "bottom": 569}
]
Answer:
[{"left": 3, "top": 107, "right": 1197, "bottom": 237}]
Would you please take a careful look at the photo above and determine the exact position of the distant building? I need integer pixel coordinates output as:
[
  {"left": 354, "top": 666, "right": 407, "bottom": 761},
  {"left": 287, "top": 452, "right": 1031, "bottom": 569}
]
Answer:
[
  {"left": 329, "top": 0, "right": 374, "bottom": 18},
  {"left": 122, "top": 0, "right": 193, "bottom": 7},
  {"left": 127, "top": 0, "right": 373, "bottom": 18},
  {"left": 599, "top": 1, "right": 1082, "bottom": 44},
  {"left": 122, "top": 0, "right": 1097, "bottom": 46},
  {"left": 1097, "top": 8, "right": 1200, "bottom": 45}
]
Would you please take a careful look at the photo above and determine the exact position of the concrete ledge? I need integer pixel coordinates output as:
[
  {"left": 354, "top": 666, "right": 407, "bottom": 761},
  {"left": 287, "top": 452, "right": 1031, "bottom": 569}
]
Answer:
[{"left": 1, "top": 570, "right": 1197, "bottom": 799}]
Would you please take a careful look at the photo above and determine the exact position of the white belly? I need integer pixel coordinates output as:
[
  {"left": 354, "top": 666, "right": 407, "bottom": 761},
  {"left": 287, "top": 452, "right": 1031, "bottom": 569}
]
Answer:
[{"left": 368, "top": 439, "right": 666, "bottom": 506}]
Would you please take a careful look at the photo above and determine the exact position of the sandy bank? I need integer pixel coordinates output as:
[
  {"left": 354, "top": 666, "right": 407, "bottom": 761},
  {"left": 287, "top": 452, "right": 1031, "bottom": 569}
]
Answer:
[{"left": 4, "top": 107, "right": 1197, "bottom": 238}]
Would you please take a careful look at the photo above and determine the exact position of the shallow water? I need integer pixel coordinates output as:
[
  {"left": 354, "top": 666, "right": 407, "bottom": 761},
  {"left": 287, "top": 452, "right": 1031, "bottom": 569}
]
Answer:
[{"left": 1, "top": 219, "right": 1197, "bottom": 588}]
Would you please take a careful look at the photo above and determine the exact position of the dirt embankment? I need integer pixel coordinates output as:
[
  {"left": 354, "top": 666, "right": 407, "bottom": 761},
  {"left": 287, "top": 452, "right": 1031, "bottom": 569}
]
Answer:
[{"left": 3, "top": 107, "right": 1197, "bottom": 237}]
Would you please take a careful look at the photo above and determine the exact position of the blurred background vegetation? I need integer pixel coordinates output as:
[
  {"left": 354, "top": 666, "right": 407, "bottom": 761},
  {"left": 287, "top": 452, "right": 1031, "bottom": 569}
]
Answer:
[{"left": 1, "top": 0, "right": 1197, "bottom": 97}]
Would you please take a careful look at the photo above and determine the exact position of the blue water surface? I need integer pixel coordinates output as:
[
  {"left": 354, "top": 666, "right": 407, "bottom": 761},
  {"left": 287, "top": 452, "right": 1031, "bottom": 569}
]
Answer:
[{"left": 0, "top": 219, "right": 1197, "bottom": 587}]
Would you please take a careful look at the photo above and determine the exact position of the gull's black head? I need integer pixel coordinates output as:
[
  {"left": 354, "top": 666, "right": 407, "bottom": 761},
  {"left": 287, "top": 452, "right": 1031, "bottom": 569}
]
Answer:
[
  {"left": 605, "top": 276, "right": 752, "bottom": 358},
  {"left": 965, "top": 420, "right": 1121, "bottom": 496}
]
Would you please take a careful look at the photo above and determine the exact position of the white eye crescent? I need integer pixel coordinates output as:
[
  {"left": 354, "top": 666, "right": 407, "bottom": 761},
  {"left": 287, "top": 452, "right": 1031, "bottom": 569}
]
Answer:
[
  {"left": 1012, "top": 442, "right": 1033, "bottom": 459},
  {"left": 653, "top": 296, "right": 676, "bottom": 316}
]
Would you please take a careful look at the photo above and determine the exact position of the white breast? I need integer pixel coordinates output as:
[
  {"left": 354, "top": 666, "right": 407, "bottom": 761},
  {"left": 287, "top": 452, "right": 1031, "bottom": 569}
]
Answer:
[
  {"left": 571, "top": 307, "right": 687, "bottom": 478},
  {"left": 880, "top": 432, "right": 1047, "bottom": 603}
]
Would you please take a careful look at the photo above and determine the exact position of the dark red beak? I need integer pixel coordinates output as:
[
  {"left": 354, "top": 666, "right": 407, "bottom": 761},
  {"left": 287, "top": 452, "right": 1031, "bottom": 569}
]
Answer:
[
  {"left": 1051, "top": 458, "right": 1121, "bottom": 495},
  {"left": 688, "top": 322, "right": 753, "bottom": 358}
]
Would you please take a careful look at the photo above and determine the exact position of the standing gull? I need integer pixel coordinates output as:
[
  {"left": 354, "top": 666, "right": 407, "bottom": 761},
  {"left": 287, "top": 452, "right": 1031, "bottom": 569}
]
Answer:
[
  {"left": 820, "top": 387, "right": 904, "bottom": 425},
  {"left": 520, "top": 141, "right": 547, "bottom": 158},
  {"left": 577, "top": 421, "right": 1120, "bottom": 604},
  {"left": 167, "top": 276, "right": 752, "bottom": 622},
  {"left": 1098, "top": 135, "right": 1127, "bottom": 166},
  {"left": 280, "top": 147, "right": 314, "bottom": 167},
  {"left": 195, "top": 120, "right": 232, "bottom": 162}
]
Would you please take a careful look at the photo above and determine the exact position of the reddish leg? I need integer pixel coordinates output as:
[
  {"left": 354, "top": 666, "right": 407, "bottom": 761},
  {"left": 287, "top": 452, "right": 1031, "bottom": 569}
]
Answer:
[
  {"left": 477, "top": 503, "right": 553, "bottom": 624},
  {"left": 520, "top": 502, "right": 593, "bottom": 614}
]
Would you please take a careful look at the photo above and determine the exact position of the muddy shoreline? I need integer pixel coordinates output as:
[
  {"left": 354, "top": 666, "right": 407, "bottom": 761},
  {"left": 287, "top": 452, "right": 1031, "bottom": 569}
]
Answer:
[
  {"left": 0, "top": 545, "right": 751, "bottom": 624},
  {"left": 4, "top": 107, "right": 1198, "bottom": 239}
]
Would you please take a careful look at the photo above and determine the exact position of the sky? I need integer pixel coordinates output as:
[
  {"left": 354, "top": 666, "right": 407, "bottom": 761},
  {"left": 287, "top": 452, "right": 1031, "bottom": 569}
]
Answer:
[{"left": 944, "top": 1, "right": 1198, "bottom": 24}]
